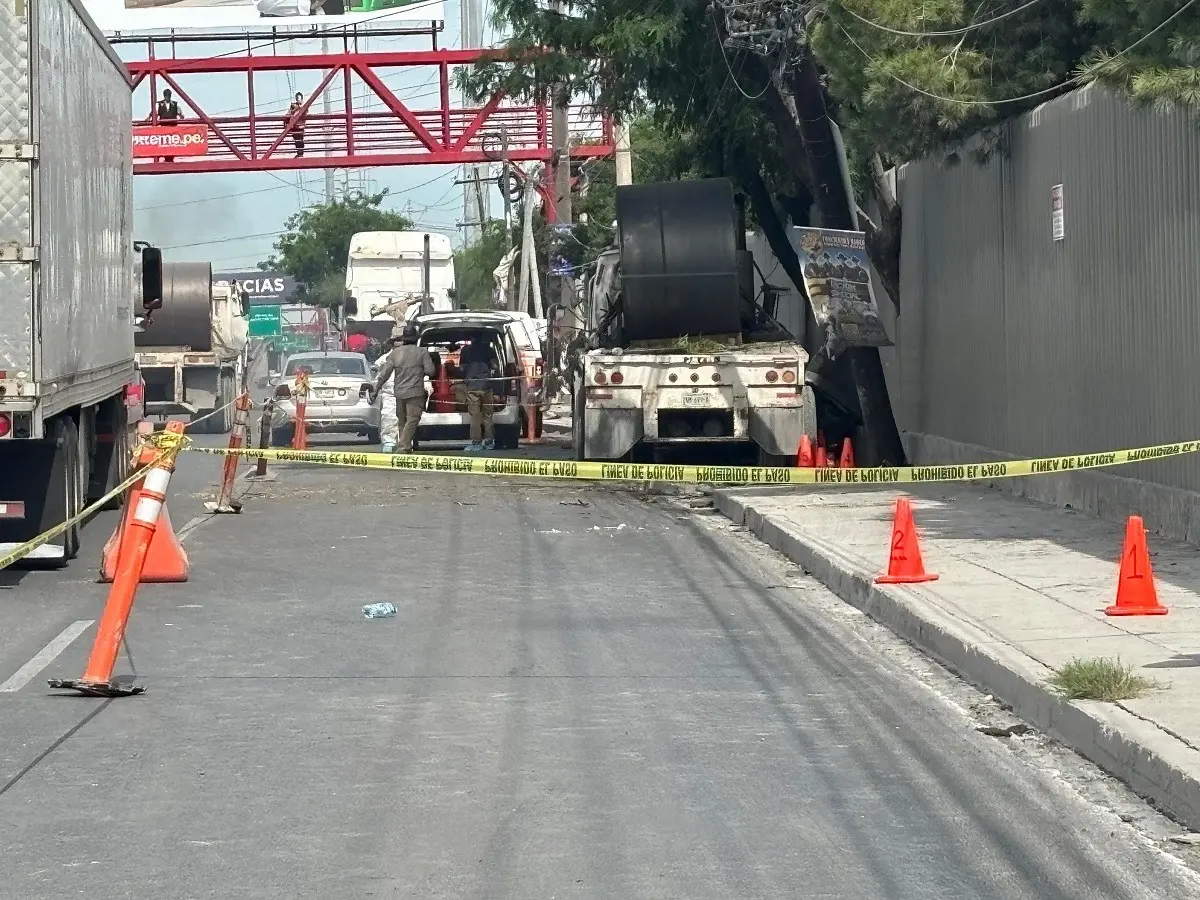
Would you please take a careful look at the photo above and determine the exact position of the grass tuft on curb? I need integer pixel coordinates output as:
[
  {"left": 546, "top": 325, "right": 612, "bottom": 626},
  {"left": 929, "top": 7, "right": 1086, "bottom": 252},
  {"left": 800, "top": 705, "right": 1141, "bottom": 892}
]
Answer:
[{"left": 1050, "top": 656, "right": 1158, "bottom": 702}]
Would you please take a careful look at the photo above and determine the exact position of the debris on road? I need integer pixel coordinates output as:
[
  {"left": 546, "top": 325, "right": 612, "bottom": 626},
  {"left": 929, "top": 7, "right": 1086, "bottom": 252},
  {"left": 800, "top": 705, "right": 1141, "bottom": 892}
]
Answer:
[{"left": 362, "top": 602, "right": 397, "bottom": 619}]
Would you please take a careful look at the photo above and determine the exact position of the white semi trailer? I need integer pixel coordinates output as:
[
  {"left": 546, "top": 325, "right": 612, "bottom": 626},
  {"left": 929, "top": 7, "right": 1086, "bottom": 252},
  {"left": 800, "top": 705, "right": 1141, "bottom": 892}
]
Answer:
[{"left": 0, "top": 0, "right": 164, "bottom": 565}]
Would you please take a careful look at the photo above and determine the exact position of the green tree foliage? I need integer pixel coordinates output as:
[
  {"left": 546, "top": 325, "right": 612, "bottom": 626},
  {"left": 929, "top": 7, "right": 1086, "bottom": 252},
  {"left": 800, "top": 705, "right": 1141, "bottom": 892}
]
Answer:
[
  {"left": 811, "top": 1, "right": 1095, "bottom": 172},
  {"left": 453, "top": 220, "right": 511, "bottom": 309},
  {"left": 263, "top": 191, "right": 412, "bottom": 306},
  {"left": 1077, "top": 0, "right": 1200, "bottom": 112}
]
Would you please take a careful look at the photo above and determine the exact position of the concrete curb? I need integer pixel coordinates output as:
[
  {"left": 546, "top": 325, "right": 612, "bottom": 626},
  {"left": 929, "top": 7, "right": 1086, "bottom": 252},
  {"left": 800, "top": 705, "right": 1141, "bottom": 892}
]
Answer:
[{"left": 715, "top": 490, "right": 1200, "bottom": 831}]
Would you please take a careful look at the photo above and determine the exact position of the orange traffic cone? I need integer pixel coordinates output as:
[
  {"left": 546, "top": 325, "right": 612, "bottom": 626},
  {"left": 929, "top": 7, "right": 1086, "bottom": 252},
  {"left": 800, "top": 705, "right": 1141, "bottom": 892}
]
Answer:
[
  {"left": 839, "top": 437, "right": 856, "bottom": 469},
  {"left": 815, "top": 444, "right": 827, "bottom": 468},
  {"left": 876, "top": 497, "right": 939, "bottom": 584},
  {"left": 100, "top": 430, "right": 189, "bottom": 584},
  {"left": 1104, "top": 516, "right": 1168, "bottom": 616},
  {"left": 796, "top": 434, "right": 815, "bottom": 467}
]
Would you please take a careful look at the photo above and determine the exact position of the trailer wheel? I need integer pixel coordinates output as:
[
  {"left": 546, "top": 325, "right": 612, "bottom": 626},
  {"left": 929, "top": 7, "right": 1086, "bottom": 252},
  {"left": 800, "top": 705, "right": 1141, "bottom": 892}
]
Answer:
[
  {"left": 56, "top": 417, "right": 82, "bottom": 563},
  {"left": 91, "top": 399, "right": 131, "bottom": 510},
  {"left": 272, "top": 425, "right": 296, "bottom": 448},
  {"left": 495, "top": 423, "right": 520, "bottom": 451},
  {"left": 572, "top": 386, "right": 587, "bottom": 462}
]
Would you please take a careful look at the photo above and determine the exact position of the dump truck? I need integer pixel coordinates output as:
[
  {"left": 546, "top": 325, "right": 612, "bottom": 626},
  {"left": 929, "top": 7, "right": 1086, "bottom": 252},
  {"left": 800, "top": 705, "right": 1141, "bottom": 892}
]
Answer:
[
  {"left": 0, "top": 0, "right": 164, "bottom": 565},
  {"left": 135, "top": 264, "right": 250, "bottom": 434},
  {"left": 569, "top": 178, "right": 815, "bottom": 466}
]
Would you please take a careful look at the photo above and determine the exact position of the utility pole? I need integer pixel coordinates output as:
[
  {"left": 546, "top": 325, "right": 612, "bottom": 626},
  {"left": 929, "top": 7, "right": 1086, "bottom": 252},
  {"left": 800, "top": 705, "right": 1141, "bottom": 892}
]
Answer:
[
  {"left": 459, "top": 0, "right": 488, "bottom": 243},
  {"left": 550, "top": 49, "right": 576, "bottom": 334},
  {"left": 500, "top": 125, "right": 516, "bottom": 311},
  {"left": 321, "top": 35, "right": 334, "bottom": 202},
  {"left": 614, "top": 120, "right": 632, "bottom": 186}
]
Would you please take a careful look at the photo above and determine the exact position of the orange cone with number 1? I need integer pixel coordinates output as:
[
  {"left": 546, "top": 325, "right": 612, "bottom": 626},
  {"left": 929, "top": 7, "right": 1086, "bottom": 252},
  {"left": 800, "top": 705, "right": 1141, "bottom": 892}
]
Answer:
[
  {"left": 876, "top": 497, "right": 939, "bottom": 584},
  {"left": 1105, "top": 516, "right": 1168, "bottom": 616}
]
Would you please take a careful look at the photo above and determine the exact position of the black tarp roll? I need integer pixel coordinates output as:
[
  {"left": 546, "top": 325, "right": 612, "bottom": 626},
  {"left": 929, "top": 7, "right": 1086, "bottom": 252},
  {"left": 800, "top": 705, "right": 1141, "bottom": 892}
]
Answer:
[
  {"left": 136, "top": 262, "right": 213, "bottom": 351},
  {"left": 615, "top": 178, "right": 742, "bottom": 342}
]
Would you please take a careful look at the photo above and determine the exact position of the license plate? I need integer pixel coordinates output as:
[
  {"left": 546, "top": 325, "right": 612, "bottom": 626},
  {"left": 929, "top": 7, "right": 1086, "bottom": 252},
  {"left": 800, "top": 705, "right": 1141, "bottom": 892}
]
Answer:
[
  {"left": 315, "top": 388, "right": 338, "bottom": 398},
  {"left": 681, "top": 393, "right": 708, "bottom": 408}
]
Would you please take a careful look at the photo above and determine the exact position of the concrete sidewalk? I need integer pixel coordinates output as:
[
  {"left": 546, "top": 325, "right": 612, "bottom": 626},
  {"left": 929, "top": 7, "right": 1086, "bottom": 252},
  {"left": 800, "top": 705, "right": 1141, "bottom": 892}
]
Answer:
[{"left": 715, "top": 483, "right": 1200, "bottom": 830}]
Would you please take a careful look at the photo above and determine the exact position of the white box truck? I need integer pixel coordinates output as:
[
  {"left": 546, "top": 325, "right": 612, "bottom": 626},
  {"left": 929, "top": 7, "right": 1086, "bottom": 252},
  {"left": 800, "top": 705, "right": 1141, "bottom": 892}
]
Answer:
[
  {"left": 341, "top": 231, "right": 455, "bottom": 351},
  {"left": 0, "top": 0, "right": 163, "bottom": 565}
]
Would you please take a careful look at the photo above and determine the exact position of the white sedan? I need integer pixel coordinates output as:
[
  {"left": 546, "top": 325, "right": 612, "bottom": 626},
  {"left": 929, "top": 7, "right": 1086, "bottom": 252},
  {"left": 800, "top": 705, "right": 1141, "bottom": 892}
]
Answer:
[{"left": 269, "top": 351, "right": 381, "bottom": 446}]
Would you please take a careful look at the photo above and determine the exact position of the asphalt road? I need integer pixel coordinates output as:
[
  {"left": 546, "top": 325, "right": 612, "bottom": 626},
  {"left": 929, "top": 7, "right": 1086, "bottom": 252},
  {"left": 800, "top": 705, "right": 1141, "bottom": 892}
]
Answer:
[{"left": 1, "top": 432, "right": 1199, "bottom": 898}]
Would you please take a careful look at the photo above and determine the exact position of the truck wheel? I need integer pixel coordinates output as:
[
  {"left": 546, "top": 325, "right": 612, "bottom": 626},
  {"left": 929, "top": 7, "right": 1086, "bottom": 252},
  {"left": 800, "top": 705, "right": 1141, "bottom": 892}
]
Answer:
[
  {"left": 91, "top": 401, "right": 131, "bottom": 510},
  {"left": 272, "top": 425, "right": 295, "bottom": 448},
  {"left": 495, "top": 424, "right": 520, "bottom": 451},
  {"left": 57, "top": 417, "right": 82, "bottom": 562},
  {"left": 572, "top": 387, "right": 586, "bottom": 462}
]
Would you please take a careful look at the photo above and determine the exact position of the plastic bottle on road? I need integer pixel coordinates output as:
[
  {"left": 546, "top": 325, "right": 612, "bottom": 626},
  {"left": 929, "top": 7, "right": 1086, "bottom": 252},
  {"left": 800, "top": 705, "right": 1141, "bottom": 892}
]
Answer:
[{"left": 362, "top": 602, "right": 397, "bottom": 619}]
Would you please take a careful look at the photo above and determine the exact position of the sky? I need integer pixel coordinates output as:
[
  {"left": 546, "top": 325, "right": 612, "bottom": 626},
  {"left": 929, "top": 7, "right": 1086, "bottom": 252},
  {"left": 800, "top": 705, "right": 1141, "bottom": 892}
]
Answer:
[{"left": 122, "top": 0, "right": 504, "bottom": 274}]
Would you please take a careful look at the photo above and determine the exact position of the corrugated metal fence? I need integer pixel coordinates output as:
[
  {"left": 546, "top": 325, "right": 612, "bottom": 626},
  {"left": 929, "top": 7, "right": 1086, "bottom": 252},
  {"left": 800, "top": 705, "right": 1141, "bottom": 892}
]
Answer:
[{"left": 879, "top": 85, "right": 1200, "bottom": 493}]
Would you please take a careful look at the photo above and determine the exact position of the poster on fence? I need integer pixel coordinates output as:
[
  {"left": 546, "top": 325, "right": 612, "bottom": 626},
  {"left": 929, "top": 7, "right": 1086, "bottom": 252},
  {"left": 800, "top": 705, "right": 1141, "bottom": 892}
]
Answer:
[{"left": 792, "top": 227, "right": 892, "bottom": 349}]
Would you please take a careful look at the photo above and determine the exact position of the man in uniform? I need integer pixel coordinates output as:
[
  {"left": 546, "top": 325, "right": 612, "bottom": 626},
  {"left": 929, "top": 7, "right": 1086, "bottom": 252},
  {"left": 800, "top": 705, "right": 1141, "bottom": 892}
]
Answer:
[
  {"left": 370, "top": 325, "right": 434, "bottom": 454},
  {"left": 458, "top": 335, "right": 497, "bottom": 452}
]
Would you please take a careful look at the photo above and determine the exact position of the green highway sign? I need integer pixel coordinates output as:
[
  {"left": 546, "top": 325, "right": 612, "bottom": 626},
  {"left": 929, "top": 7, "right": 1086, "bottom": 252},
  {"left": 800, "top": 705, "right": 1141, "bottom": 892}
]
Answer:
[{"left": 248, "top": 305, "right": 282, "bottom": 337}]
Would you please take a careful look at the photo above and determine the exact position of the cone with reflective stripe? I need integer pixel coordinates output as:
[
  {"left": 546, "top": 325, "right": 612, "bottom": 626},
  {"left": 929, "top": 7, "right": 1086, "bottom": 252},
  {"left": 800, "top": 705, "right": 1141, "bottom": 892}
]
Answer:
[
  {"left": 52, "top": 422, "right": 187, "bottom": 696},
  {"left": 100, "top": 423, "right": 189, "bottom": 584}
]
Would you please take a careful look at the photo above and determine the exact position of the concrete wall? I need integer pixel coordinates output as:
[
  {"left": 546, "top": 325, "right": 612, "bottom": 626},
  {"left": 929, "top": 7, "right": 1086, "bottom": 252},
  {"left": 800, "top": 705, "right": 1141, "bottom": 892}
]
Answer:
[{"left": 877, "top": 85, "right": 1200, "bottom": 544}]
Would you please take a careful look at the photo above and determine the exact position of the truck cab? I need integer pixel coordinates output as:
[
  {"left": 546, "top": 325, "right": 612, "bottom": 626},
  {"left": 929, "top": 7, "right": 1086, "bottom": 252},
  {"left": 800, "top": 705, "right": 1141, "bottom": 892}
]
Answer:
[{"left": 343, "top": 231, "right": 455, "bottom": 348}]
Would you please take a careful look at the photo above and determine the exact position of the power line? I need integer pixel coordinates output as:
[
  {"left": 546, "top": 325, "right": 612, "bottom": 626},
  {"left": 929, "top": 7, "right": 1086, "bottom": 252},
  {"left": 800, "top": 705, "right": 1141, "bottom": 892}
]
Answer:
[
  {"left": 163, "top": 230, "right": 283, "bottom": 250},
  {"left": 835, "top": 0, "right": 1198, "bottom": 108},
  {"left": 838, "top": 0, "right": 1046, "bottom": 39}
]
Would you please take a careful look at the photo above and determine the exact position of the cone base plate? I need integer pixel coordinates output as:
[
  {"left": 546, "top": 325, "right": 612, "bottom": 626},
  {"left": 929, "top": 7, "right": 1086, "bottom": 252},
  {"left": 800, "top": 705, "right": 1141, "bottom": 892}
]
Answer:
[
  {"left": 47, "top": 676, "right": 145, "bottom": 697},
  {"left": 1104, "top": 605, "right": 1168, "bottom": 617},
  {"left": 876, "top": 573, "right": 940, "bottom": 584}
]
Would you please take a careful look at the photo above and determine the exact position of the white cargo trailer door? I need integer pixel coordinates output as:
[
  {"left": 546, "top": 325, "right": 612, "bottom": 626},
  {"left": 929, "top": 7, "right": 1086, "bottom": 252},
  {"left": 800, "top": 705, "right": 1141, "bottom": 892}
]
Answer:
[{"left": 0, "top": 0, "right": 34, "bottom": 379}]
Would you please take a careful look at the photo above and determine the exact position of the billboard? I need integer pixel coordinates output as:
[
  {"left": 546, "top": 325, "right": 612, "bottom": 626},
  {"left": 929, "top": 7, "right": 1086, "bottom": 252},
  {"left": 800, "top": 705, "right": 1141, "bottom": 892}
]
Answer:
[
  {"left": 82, "top": 0, "right": 444, "bottom": 34},
  {"left": 216, "top": 271, "right": 298, "bottom": 305},
  {"left": 132, "top": 124, "right": 209, "bottom": 158}
]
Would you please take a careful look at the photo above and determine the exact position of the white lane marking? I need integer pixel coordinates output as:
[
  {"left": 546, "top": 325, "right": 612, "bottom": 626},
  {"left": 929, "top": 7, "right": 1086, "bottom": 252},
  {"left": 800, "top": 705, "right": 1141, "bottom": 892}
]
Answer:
[
  {"left": 176, "top": 515, "right": 209, "bottom": 542},
  {"left": 0, "top": 620, "right": 94, "bottom": 692}
]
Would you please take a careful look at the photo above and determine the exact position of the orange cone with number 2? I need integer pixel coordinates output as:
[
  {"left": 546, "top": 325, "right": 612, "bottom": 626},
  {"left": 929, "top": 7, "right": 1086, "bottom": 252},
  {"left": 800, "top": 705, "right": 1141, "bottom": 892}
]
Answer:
[
  {"left": 1105, "top": 516, "right": 1167, "bottom": 616},
  {"left": 876, "top": 497, "right": 939, "bottom": 584}
]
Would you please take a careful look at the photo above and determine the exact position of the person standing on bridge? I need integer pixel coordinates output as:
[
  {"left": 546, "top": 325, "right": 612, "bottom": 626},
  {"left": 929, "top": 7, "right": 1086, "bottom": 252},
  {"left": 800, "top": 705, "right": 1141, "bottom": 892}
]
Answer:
[
  {"left": 155, "top": 89, "right": 182, "bottom": 163},
  {"left": 370, "top": 325, "right": 434, "bottom": 454},
  {"left": 287, "top": 92, "right": 306, "bottom": 157}
]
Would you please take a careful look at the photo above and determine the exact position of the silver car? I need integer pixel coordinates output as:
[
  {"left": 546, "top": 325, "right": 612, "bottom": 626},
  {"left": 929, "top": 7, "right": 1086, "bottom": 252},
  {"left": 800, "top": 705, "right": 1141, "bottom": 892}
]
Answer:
[{"left": 270, "top": 351, "right": 381, "bottom": 445}]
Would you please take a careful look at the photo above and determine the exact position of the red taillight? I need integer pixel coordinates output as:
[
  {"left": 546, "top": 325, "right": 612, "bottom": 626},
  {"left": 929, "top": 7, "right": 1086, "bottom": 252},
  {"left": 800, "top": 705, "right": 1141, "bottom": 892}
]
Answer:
[
  {"left": 274, "top": 384, "right": 292, "bottom": 399},
  {"left": 609, "top": 371, "right": 624, "bottom": 385},
  {"left": 594, "top": 371, "right": 607, "bottom": 385},
  {"left": 0, "top": 414, "right": 10, "bottom": 438},
  {"left": 534, "top": 359, "right": 544, "bottom": 376},
  {"left": 765, "top": 370, "right": 779, "bottom": 383}
]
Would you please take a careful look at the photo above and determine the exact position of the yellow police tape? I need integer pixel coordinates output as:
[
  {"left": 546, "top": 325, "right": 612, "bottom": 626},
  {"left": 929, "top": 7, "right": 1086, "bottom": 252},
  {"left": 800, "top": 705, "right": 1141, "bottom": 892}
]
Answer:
[
  {"left": 0, "top": 433, "right": 184, "bottom": 573},
  {"left": 186, "top": 436, "right": 1200, "bottom": 486}
]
